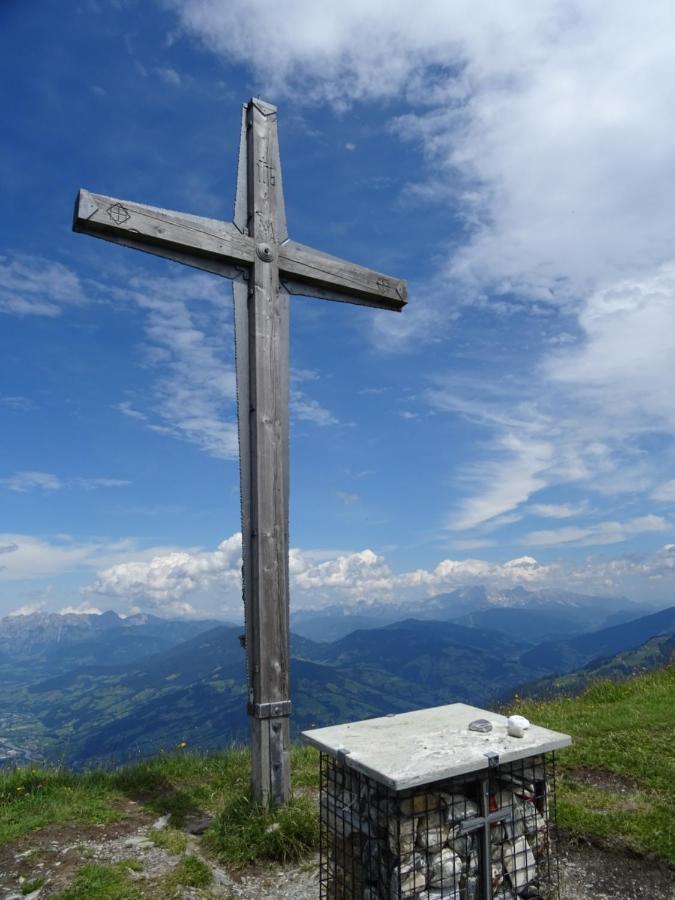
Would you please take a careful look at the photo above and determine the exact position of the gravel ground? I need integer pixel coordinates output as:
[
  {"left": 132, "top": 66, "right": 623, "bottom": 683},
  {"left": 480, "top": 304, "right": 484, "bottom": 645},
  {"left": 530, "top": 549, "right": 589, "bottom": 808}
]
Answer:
[
  {"left": 217, "top": 841, "right": 675, "bottom": 900},
  {"left": 1, "top": 816, "right": 672, "bottom": 899},
  {"left": 559, "top": 839, "right": 675, "bottom": 900}
]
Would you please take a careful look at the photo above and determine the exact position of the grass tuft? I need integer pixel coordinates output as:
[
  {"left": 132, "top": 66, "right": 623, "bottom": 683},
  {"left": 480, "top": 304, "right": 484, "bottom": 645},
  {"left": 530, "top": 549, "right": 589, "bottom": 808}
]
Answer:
[
  {"left": 206, "top": 788, "right": 319, "bottom": 867},
  {"left": 168, "top": 854, "right": 213, "bottom": 889},
  {"left": 150, "top": 827, "right": 188, "bottom": 855},
  {"left": 52, "top": 863, "right": 140, "bottom": 900}
]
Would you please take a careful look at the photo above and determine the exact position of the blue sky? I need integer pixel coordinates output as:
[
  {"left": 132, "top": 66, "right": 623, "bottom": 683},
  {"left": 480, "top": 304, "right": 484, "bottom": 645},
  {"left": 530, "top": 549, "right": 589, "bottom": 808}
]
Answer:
[{"left": 2, "top": 0, "right": 675, "bottom": 619}]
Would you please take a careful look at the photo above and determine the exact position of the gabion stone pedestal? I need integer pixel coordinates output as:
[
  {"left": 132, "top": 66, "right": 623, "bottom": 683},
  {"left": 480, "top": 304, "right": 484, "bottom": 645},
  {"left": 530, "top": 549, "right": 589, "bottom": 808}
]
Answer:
[{"left": 302, "top": 703, "right": 571, "bottom": 900}]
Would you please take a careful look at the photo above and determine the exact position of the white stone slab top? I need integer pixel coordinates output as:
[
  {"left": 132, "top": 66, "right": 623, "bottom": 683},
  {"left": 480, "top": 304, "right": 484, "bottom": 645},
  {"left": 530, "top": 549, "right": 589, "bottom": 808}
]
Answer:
[{"left": 302, "top": 703, "right": 572, "bottom": 791}]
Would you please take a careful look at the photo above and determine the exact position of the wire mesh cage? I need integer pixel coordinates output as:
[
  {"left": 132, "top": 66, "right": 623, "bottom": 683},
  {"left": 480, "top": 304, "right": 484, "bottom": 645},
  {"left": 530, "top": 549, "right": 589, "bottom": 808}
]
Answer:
[{"left": 319, "top": 750, "right": 560, "bottom": 900}]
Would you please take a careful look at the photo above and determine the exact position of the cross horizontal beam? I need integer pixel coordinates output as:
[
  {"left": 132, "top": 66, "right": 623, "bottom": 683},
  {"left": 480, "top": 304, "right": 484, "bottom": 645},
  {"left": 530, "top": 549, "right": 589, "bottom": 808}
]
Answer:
[
  {"left": 73, "top": 190, "right": 253, "bottom": 280},
  {"left": 73, "top": 189, "right": 407, "bottom": 311}
]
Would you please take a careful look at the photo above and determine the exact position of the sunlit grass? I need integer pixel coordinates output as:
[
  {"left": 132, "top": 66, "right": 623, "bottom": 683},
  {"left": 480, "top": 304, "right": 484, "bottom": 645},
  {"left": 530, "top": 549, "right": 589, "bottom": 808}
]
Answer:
[{"left": 514, "top": 666, "right": 675, "bottom": 863}]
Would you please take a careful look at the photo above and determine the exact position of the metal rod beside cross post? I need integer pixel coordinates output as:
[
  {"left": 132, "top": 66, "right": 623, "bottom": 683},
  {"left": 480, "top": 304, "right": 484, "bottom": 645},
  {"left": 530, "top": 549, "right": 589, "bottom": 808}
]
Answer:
[{"left": 73, "top": 98, "right": 407, "bottom": 807}]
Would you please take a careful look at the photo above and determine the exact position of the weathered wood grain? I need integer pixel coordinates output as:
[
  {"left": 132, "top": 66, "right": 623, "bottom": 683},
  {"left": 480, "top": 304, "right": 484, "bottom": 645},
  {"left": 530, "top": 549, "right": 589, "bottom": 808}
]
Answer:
[
  {"left": 233, "top": 277, "right": 252, "bottom": 697},
  {"left": 73, "top": 189, "right": 254, "bottom": 277},
  {"left": 244, "top": 100, "right": 291, "bottom": 808},
  {"left": 280, "top": 239, "right": 407, "bottom": 311}
]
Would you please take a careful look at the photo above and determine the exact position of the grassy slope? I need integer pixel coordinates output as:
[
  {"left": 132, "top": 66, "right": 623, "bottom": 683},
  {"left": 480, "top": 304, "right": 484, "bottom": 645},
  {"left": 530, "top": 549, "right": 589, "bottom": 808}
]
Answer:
[
  {"left": 1, "top": 666, "right": 672, "bottom": 876},
  {"left": 0, "top": 744, "right": 320, "bottom": 864},
  {"left": 514, "top": 665, "right": 674, "bottom": 864}
]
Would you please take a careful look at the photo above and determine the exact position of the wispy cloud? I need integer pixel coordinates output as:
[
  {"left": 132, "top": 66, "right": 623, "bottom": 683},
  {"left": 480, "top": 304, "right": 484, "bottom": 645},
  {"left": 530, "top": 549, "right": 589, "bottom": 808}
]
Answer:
[
  {"left": 290, "top": 368, "right": 338, "bottom": 426},
  {"left": 652, "top": 480, "right": 675, "bottom": 503},
  {"left": 336, "top": 491, "right": 359, "bottom": 507},
  {"left": 0, "top": 395, "right": 33, "bottom": 411},
  {"left": 529, "top": 502, "right": 589, "bottom": 520},
  {"left": 155, "top": 66, "right": 182, "bottom": 85},
  {"left": 525, "top": 515, "right": 669, "bottom": 548},
  {"left": 114, "top": 401, "right": 148, "bottom": 421},
  {"left": 111, "top": 271, "right": 239, "bottom": 460},
  {"left": 0, "top": 254, "right": 85, "bottom": 317},
  {"left": 444, "top": 435, "right": 553, "bottom": 531},
  {"left": 0, "top": 533, "right": 184, "bottom": 584},
  {"left": 0, "top": 471, "right": 130, "bottom": 493},
  {"left": 290, "top": 392, "right": 338, "bottom": 426},
  {"left": 1, "top": 472, "right": 63, "bottom": 492}
]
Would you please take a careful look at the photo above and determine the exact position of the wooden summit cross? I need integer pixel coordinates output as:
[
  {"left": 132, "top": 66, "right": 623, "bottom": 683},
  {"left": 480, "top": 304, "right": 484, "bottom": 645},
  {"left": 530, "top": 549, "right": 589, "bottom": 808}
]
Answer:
[{"left": 73, "top": 98, "right": 407, "bottom": 807}]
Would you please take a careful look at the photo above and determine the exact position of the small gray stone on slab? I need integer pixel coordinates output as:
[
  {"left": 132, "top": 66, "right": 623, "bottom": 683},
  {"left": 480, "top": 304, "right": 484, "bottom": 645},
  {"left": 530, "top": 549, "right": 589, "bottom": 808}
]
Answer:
[{"left": 302, "top": 703, "right": 571, "bottom": 790}]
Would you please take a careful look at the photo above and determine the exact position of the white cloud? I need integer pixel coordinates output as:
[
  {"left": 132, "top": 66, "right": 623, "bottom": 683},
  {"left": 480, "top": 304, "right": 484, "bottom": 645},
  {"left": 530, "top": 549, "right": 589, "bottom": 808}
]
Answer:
[
  {"left": 1, "top": 472, "right": 63, "bottom": 492},
  {"left": 336, "top": 491, "right": 359, "bottom": 507},
  {"left": 525, "top": 515, "right": 669, "bottom": 547},
  {"left": 0, "top": 534, "right": 99, "bottom": 581},
  {"left": 427, "top": 268, "right": 675, "bottom": 529},
  {"left": 59, "top": 602, "right": 103, "bottom": 615},
  {"left": 0, "top": 255, "right": 84, "bottom": 317},
  {"left": 290, "top": 368, "right": 338, "bottom": 426},
  {"left": 86, "top": 534, "right": 243, "bottom": 610},
  {"left": 74, "top": 477, "right": 131, "bottom": 490},
  {"left": 83, "top": 534, "right": 556, "bottom": 612},
  {"left": 115, "top": 401, "right": 148, "bottom": 421},
  {"left": 529, "top": 503, "right": 588, "bottom": 519},
  {"left": 447, "top": 539, "right": 496, "bottom": 551},
  {"left": 291, "top": 548, "right": 397, "bottom": 601},
  {"left": 7, "top": 602, "right": 47, "bottom": 617},
  {"left": 0, "top": 471, "right": 130, "bottom": 492},
  {"left": 0, "top": 534, "right": 182, "bottom": 584},
  {"left": 155, "top": 66, "right": 182, "bottom": 85},
  {"left": 546, "top": 265, "right": 675, "bottom": 435},
  {"left": 5, "top": 530, "right": 675, "bottom": 615},
  {"left": 0, "top": 395, "right": 33, "bottom": 410},
  {"left": 290, "top": 392, "right": 338, "bottom": 426},
  {"left": 112, "top": 271, "right": 240, "bottom": 459},
  {"left": 445, "top": 434, "right": 553, "bottom": 531},
  {"left": 652, "top": 480, "right": 675, "bottom": 503}
]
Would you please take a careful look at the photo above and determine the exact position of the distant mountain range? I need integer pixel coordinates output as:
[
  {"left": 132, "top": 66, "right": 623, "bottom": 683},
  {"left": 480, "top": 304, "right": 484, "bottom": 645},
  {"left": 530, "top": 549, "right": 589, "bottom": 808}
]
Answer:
[
  {"left": 519, "top": 605, "right": 675, "bottom": 672},
  {"left": 290, "top": 585, "right": 653, "bottom": 642},
  {"left": 0, "top": 588, "right": 672, "bottom": 769},
  {"left": 0, "top": 610, "right": 225, "bottom": 683},
  {"left": 519, "top": 632, "right": 675, "bottom": 698}
]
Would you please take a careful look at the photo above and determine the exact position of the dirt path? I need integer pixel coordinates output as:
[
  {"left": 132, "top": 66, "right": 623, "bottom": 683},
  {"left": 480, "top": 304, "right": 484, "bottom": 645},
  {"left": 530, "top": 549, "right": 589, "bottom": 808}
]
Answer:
[{"left": 1, "top": 816, "right": 672, "bottom": 899}]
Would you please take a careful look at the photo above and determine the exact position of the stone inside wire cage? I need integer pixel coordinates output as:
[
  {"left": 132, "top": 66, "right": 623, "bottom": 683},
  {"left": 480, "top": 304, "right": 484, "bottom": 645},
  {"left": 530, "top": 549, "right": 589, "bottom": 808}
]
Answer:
[{"left": 319, "top": 751, "right": 560, "bottom": 900}]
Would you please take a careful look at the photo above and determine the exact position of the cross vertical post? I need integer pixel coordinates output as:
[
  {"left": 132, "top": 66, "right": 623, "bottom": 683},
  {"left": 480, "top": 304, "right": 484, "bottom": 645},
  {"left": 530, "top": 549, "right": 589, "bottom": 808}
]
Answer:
[
  {"left": 242, "top": 100, "right": 291, "bottom": 807},
  {"left": 72, "top": 96, "right": 407, "bottom": 810}
]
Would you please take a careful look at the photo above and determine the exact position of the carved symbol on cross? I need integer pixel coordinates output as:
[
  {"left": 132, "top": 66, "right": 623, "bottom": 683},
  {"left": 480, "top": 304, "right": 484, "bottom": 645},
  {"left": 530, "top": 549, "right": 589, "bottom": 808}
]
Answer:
[
  {"left": 107, "top": 203, "right": 130, "bottom": 225},
  {"left": 257, "top": 156, "right": 276, "bottom": 186}
]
